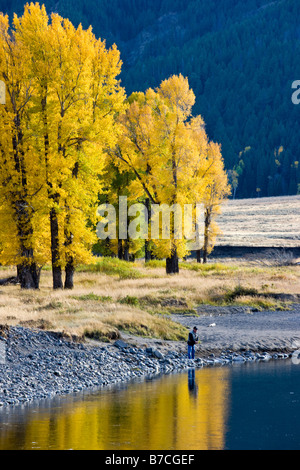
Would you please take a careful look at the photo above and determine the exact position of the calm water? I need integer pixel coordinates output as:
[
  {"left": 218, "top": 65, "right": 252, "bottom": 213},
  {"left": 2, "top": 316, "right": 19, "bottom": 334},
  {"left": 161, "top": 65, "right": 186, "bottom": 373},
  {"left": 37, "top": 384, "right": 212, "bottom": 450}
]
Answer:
[{"left": 0, "top": 360, "right": 299, "bottom": 450}]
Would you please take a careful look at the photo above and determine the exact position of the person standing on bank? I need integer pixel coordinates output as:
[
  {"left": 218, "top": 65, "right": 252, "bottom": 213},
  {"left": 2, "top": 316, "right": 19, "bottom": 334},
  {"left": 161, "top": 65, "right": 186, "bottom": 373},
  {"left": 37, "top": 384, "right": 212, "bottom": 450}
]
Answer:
[{"left": 187, "top": 326, "right": 199, "bottom": 359}]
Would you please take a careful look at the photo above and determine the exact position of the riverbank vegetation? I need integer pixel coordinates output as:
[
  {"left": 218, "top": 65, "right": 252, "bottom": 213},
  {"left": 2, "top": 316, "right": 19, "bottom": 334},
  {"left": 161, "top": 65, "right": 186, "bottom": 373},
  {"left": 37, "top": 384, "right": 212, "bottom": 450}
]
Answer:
[{"left": 0, "top": 258, "right": 299, "bottom": 342}]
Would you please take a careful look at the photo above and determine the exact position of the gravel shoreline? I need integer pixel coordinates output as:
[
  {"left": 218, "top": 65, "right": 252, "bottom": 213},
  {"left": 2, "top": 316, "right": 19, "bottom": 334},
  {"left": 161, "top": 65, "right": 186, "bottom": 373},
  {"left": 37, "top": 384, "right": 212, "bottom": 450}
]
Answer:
[{"left": 0, "top": 304, "right": 300, "bottom": 408}]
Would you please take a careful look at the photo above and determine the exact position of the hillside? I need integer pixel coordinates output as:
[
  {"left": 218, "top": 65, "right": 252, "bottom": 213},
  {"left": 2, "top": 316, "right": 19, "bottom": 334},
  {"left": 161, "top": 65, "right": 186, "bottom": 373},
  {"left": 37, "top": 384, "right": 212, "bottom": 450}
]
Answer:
[{"left": 1, "top": 0, "right": 300, "bottom": 198}]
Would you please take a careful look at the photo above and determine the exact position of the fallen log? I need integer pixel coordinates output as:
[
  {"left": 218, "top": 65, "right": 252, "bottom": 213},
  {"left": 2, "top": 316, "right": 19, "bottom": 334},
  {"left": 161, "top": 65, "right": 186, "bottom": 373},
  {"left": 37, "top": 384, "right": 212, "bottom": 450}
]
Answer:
[{"left": 0, "top": 276, "right": 19, "bottom": 286}]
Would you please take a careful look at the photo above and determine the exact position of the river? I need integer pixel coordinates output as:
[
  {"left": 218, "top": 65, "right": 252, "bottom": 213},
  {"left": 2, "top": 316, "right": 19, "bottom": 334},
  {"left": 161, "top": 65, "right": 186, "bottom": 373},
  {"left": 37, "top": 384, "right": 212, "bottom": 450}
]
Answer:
[{"left": 0, "top": 359, "right": 298, "bottom": 450}]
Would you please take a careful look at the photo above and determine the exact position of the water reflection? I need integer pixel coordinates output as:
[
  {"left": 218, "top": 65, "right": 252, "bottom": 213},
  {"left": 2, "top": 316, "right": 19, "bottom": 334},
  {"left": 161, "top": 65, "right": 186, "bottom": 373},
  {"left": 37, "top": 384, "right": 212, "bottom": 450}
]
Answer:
[
  {"left": 188, "top": 368, "right": 198, "bottom": 397},
  {"left": 0, "top": 367, "right": 231, "bottom": 450}
]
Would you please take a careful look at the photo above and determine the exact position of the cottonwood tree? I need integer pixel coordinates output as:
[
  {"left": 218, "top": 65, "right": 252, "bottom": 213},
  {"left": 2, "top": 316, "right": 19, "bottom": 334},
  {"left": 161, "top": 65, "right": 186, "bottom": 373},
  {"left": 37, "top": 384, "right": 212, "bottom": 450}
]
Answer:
[
  {"left": 114, "top": 75, "right": 222, "bottom": 273},
  {"left": 0, "top": 4, "right": 125, "bottom": 289},
  {"left": 201, "top": 142, "right": 231, "bottom": 263},
  {"left": 0, "top": 11, "right": 48, "bottom": 288}
]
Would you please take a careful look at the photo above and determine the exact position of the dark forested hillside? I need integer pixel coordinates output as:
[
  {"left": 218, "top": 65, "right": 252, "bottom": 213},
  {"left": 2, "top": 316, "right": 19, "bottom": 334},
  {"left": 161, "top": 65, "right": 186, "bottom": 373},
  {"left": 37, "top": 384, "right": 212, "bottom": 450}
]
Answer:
[{"left": 1, "top": 0, "right": 300, "bottom": 198}]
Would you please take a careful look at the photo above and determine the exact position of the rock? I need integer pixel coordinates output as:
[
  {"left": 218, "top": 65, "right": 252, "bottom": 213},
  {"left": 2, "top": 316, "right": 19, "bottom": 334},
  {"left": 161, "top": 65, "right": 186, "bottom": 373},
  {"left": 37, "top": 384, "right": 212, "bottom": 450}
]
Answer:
[
  {"left": 205, "top": 359, "right": 215, "bottom": 366},
  {"left": 232, "top": 355, "right": 245, "bottom": 362},
  {"left": 152, "top": 349, "right": 164, "bottom": 360},
  {"left": 195, "top": 358, "right": 204, "bottom": 366},
  {"left": 145, "top": 347, "right": 154, "bottom": 354},
  {"left": 260, "top": 353, "right": 272, "bottom": 362},
  {"left": 163, "top": 358, "right": 172, "bottom": 365},
  {"left": 114, "top": 339, "right": 129, "bottom": 349}
]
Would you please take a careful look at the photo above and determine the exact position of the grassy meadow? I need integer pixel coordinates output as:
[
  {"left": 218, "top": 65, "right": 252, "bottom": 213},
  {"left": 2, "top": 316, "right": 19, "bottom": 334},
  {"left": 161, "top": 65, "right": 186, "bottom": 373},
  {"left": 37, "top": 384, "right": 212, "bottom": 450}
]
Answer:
[
  {"left": 217, "top": 195, "right": 300, "bottom": 248},
  {"left": 0, "top": 195, "right": 299, "bottom": 343},
  {"left": 0, "top": 254, "right": 299, "bottom": 343}
]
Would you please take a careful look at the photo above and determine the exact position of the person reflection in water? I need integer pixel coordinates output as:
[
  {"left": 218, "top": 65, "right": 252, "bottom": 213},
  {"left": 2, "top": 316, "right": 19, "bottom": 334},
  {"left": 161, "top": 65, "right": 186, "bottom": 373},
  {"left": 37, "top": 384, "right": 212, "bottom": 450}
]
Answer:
[{"left": 188, "top": 368, "right": 198, "bottom": 397}]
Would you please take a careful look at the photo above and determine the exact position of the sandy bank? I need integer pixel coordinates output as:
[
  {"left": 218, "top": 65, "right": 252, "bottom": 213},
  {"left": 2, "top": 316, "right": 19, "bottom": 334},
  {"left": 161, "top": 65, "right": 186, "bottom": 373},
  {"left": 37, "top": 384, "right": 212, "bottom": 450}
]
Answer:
[{"left": 118, "top": 303, "right": 300, "bottom": 356}]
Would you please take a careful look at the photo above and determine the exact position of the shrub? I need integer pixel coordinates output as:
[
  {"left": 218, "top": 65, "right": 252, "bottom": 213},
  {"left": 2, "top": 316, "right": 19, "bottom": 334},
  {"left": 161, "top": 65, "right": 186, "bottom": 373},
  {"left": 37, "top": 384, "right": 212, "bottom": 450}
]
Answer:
[
  {"left": 119, "top": 295, "right": 140, "bottom": 306},
  {"left": 224, "top": 285, "right": 258, "bottom": 302},
  {"left": 77, "top": 257, "right": 143, "bottom": 279},
  {"left": 73, "top": 293, "right": 112, "bottom": 302}
]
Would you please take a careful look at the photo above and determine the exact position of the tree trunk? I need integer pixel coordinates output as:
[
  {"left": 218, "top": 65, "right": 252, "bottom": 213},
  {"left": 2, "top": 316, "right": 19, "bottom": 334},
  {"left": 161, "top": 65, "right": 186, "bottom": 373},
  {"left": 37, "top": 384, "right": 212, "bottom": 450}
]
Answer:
[
  {"left": 145, "top": 239, "right": 152, "bottom": 262},
  {"left": 14, "top": 198, "right": 40, "bottom": 289},
  {"left": 18, "top": 262, "right": 41, "bottom": 289},
  {"left": 203, "top": 209, "right": 211, "bottom": 264},
  {"left": 166, "top": 250, "right": 179, "bottom": 274},
  {"left": 118, "top": 239, "right": 123, "bottom": 259},
  {"left": 118, "top": 238, "right": 130, "bottom": 261},
  {"left": 42, "top": 92, "right": 63, "bottom": 289},
  {"left": 123, "top": 240, "right": 130, "bottom": 261},
  {"left": 196, "top": 249, "right": 202, "bottom": 263},
  {"left": 52, "top": 265, "right": 63, "bottom": 289},
  {"left": 144, "top": 198, "right": 152, "bottom": 262},
  {"left": 12, "top": 113, "right": 40, "bottom": 289},
  {"left": 64, "top": 258, "right": 75, "bottom": 289},
  {"left": 50, "top": 207, "right": 63, "bottom": 289},
  {"left": 64, "top": 202, "right": 76, "bottom": 290},
  {"left": 166, "top": 151, "right": 179, "bottom": 275}
]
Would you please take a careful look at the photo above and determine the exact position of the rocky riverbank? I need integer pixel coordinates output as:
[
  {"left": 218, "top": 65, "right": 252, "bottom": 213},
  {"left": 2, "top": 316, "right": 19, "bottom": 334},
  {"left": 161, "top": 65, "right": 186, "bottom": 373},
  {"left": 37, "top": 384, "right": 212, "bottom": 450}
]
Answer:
[
  {"left": 0, "top": 325, "right": 208, "bottom": 407},
  {"left": 0, "top": 304, "right": 300, "bottom": 408}
]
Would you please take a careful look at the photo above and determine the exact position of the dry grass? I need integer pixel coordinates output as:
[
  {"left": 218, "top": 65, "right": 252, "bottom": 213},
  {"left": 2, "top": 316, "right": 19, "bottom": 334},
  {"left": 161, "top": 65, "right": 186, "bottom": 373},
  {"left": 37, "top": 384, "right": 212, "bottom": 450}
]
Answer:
[
  {"left": 217, "top": 195, "right": 300, "bottom": 247},
  {"left": 0, "top": 258, "right": 299, "bottom": 342}
]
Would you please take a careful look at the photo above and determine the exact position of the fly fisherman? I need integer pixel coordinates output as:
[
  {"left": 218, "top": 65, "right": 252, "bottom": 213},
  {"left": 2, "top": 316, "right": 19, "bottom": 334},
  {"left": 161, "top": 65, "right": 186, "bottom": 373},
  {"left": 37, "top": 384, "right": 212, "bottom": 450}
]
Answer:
[{"left": 187, "top": 326, "right": 199, "bottom": 359}]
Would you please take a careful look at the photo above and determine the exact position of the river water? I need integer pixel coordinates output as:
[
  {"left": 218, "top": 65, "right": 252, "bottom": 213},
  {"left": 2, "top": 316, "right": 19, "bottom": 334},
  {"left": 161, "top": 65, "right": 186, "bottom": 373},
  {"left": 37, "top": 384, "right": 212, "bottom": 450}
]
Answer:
[{"left": 0, "top": 360, "right": 299, "bottom": 450}]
